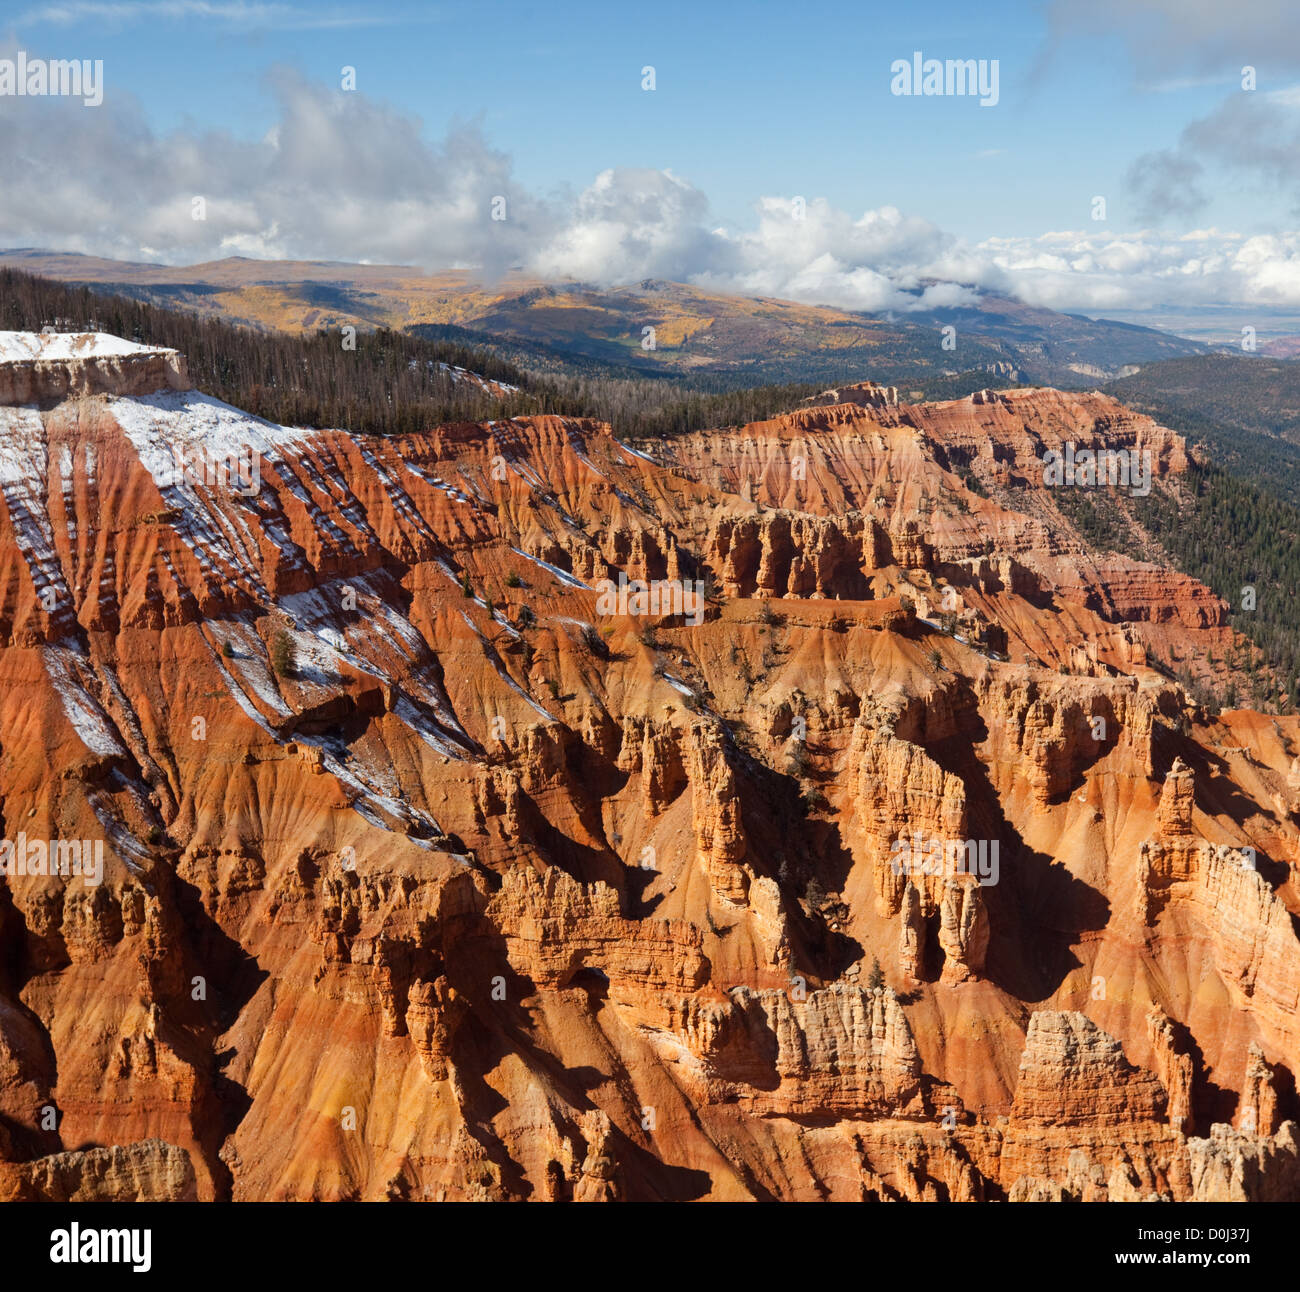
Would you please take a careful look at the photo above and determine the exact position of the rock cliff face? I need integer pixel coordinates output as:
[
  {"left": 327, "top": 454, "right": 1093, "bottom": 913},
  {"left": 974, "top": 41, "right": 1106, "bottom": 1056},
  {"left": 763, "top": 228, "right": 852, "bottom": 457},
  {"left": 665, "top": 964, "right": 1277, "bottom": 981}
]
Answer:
[
  {"left": 0, "top": 332, "right": 189, "bottom": 406},
  {"left": 0, "top": 342, "right": 1298, "bottom": 1200}
]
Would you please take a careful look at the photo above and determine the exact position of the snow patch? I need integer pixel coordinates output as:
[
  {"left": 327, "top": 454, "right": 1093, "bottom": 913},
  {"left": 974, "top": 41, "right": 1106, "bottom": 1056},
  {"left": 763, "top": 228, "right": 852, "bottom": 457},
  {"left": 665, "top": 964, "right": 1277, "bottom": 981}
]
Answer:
[
  {"left": 43, "top": 644, "right": 129, "bottom": 758},
  {"left": 509, "top": 547, "right": 590, "bottom": 590},
  {"left": 0, "top": 331, "right": 173, "bottom": 363}
]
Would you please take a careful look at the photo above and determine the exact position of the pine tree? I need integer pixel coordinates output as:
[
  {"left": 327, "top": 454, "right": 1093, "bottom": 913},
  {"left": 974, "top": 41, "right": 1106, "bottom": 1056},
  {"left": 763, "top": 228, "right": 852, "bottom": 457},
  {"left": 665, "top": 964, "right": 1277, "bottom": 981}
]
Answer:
[{"left": 270, "top": 629, "right": 295, "bottom": 678}]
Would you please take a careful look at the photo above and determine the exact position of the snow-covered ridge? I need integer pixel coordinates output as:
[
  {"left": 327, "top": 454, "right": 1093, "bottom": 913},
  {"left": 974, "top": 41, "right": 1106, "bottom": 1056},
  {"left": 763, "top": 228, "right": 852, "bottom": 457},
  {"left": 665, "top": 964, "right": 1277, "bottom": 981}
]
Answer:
[
  {"left": 0, "top": 331, "right": 173, "bottom": 363},
  {"left": 108, "top": 388, "right": 317, "bottom": 461},
  {"left": 0, "top": 330, "right": 188, "bottom": 405}
]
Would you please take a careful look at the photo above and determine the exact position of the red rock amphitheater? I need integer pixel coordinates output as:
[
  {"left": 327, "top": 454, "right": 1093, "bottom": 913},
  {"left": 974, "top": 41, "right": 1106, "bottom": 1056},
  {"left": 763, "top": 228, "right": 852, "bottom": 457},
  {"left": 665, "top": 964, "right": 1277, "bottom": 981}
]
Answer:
[{"left": 0, "top": 335, "right": 1297, "bottom": 1201}]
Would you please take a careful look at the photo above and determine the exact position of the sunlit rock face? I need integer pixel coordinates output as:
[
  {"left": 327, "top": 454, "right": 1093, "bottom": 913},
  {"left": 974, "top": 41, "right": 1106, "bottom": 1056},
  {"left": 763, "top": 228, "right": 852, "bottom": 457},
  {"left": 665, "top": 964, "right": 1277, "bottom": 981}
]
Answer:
[{"left": 0, "top": 331, "right": 189, "bottom": 406}]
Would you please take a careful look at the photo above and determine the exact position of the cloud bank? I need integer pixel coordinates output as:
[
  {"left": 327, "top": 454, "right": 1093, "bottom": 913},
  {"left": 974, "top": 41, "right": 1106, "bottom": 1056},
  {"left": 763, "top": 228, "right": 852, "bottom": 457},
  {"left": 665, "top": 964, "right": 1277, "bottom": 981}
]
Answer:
[{"left": 4, "top": 57, "right": 1300, "bottom": 314}]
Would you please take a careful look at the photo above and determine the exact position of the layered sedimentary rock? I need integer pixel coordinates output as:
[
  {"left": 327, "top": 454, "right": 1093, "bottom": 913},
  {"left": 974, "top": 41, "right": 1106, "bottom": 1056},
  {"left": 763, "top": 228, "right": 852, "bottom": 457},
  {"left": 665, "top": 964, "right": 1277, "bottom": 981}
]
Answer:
[
  {"left": 1010, "top": 1012, "right": 1168, "bottom": 1128},
  {"left": 937, "top": 880, "right": 989, "bottom": 983},
  {"left": 1147, "top": 1007, "right": 1195, "bottom": 1132},
  {"left": 0, "top": 1140, "right": 197, "bottom": 1202},
  {"left": 0, "top": 340, "right": 1297, "bottom": 1201},
  {"left": 487, "top": 864, "right": 709, "bottom": 993},
  {"left": 684, "top": 723, "right": 751, "bottom": 904},
  {"left": 0, "top": 331, "right": 188, "bottom": 405},
  {"left": 1001, "top": 1012, "right": 1181, "bottom": 1200},
  {"left": 1187, "top": 1124, "right": 1300, "bottom": 1203},
  {"left": 1240, "top": 1044, "right": 1280, "bottom": 1137}
]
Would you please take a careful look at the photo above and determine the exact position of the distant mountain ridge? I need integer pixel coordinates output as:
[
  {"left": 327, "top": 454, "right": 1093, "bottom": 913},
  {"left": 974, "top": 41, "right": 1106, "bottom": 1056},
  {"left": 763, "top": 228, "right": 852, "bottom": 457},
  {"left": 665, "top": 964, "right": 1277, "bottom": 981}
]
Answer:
[{"left": 0, "top": 249, "right": 1208, "bottom": 391}]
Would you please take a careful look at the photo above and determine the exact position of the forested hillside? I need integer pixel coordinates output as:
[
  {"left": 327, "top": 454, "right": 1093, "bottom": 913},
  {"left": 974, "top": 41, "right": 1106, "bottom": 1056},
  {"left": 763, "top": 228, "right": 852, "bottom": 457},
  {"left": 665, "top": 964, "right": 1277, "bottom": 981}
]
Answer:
[
  {"left": 0, "top": 268, "right": 831, "bottom": 438},
  {"left": 1057, "top": 458, "right": 1300, "bottom": 711}
]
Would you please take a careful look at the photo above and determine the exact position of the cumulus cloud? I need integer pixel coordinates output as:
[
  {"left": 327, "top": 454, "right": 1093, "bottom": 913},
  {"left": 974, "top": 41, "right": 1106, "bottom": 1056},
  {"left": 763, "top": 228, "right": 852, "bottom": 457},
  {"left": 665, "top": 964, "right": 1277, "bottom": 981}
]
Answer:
[
  {"left": 530, "top": 168, "right": 729, "bottom": 284},
  {"left": 4, "top": 57, "right": 1300, "bottom": 314},
  {"left": 701, "top": 200, "right": 979, "bottom": 313},
  {"left": 973, "top": 229, "right": 1231, "bottom": 310},
  {"left": 0, "top": 58, "right": 546, "bottom": 275}
]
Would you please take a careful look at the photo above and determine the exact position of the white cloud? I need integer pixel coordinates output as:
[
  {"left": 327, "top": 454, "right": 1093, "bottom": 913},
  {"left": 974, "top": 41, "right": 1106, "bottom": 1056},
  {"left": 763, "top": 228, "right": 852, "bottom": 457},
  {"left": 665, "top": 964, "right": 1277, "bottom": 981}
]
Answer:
[
  {"left": 530, "top": 168, "right": 726, "bottom": 283},
  {"left": 0, "top": 59, "right": 543, "bottom": 275},
  {"left": 970, "top": 229, "right": 1300, "bottom": 311}
]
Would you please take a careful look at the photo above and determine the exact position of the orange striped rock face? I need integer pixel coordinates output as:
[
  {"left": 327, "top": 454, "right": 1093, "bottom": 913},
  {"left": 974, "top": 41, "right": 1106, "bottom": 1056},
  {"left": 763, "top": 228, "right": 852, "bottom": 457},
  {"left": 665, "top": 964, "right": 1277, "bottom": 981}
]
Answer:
[{"left": 0, "top": 349, "right": 1297, "bottom": 1202}]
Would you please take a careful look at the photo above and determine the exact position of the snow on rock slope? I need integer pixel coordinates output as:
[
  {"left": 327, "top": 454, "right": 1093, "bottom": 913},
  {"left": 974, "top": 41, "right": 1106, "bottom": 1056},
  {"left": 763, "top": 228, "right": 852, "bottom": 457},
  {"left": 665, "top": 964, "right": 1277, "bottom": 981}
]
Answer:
[
  {"left": 0, "top": 329, "right": 188, "bottom": 405},
  {"left": 0, "top": 331, "right": 168, "bottom": 362}
]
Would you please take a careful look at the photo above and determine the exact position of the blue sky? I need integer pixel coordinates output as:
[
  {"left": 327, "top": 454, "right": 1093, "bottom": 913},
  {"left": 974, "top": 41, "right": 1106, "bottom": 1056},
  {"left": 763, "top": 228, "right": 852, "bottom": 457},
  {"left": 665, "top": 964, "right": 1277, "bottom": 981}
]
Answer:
[{"left": 3, "top": 0, "right": 1300, "bottom": 323}]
